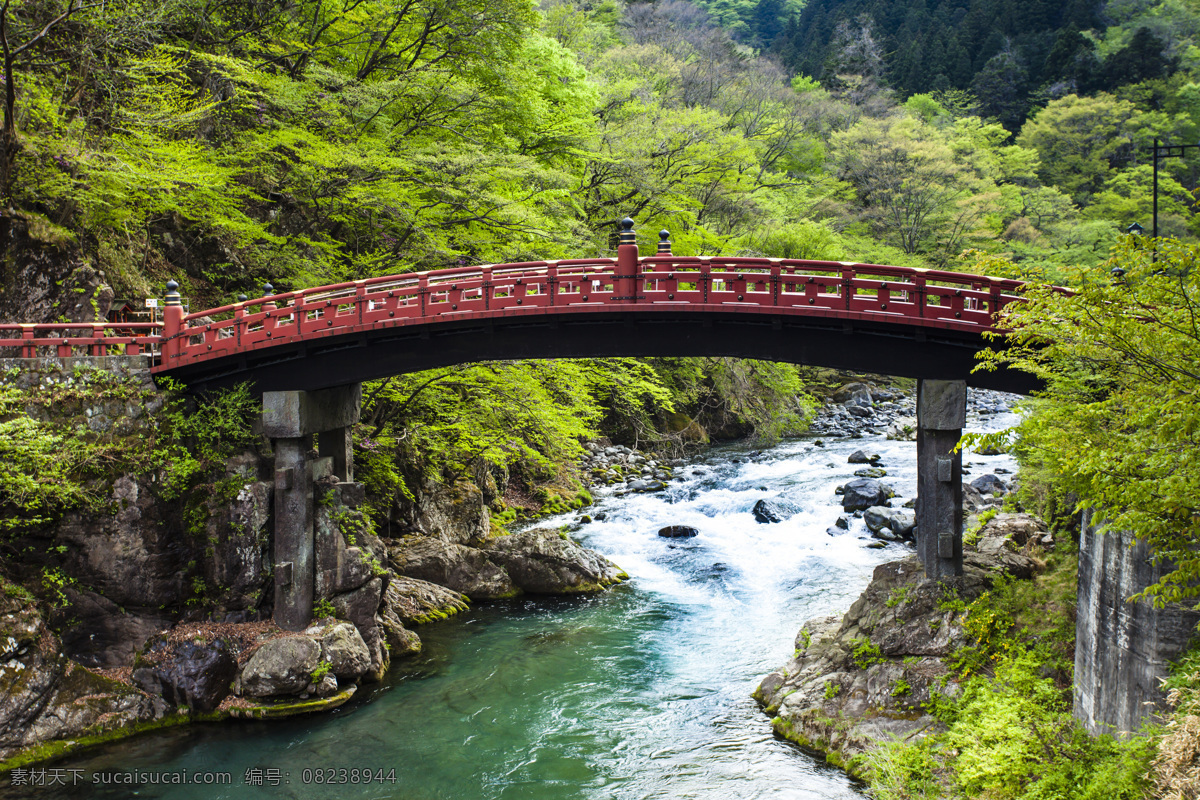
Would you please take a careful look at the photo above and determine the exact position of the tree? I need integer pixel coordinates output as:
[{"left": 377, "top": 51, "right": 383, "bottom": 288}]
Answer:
[
  {"left": 832, "top": 116, "right": 1001, "bottom": 261},
  {"left": 1017, "top": 93, "right": 1140, "bottom": 204},
  {"left": 978, "top": 237, "right": 1200, "bottom": 606},
  {"left": 0, "top": 0, "right": 90, "bottom": 200}
]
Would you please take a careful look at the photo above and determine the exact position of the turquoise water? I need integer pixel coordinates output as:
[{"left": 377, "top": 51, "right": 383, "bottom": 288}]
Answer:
[{"left": 8, "top": 417, "right": 1015, "bottom": 799}]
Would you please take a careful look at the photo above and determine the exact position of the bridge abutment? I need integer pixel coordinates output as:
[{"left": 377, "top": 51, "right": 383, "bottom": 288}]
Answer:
[
  {"left": 915, "top": 379, "right": 966, "bottom": 580},
  {"left": 262, "top": 383, "right": 362, "bottom": 631}
]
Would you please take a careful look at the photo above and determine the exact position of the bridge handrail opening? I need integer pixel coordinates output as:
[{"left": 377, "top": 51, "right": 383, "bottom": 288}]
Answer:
[{"left": 0, "top": 321, "right": 164, "bottom": 358}]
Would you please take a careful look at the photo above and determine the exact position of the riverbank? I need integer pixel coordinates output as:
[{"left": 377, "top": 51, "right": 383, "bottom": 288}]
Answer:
[
  {"left": 0, "top": 372, "right": 1016, "bottom": 787},
  {"left": 751, "top": 390, "right": 1195, "bottom": 799}
]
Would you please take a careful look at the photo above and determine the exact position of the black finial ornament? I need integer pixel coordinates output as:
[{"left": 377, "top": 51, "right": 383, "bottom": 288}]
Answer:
[
  {"left": 236, "top": 294, "right": 247, "bottom": 303},
  {"left": 619, "top": 217, "right": 636, "bottom": 246},
  {"left": 658, "top": 229, "right": 671, "bottom": 254},
  {"left": 262, "top": 282, "right": 274, "bottom": 296},
  {"left": 1110, "top": 266, "right": 1126, "bottom": 285},
  {"left": 165, "top": 279, "right": 181, "bottom": 306}
]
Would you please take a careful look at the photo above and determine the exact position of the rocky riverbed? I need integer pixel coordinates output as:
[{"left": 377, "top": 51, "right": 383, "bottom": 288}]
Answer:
[{"left": 753, "top": 512, "right": 1053, "bottom": 773}]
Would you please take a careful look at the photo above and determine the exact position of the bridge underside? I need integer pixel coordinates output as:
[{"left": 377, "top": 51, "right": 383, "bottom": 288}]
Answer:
[{"left": 163, "top": 308, "right": 1039, "bottom": 395}]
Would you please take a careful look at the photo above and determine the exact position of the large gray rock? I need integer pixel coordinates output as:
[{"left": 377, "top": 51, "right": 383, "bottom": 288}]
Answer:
[
  {"left": 863, "top": 507, "right": 915, "bottom": 541},
  {"left": 54, "top": 588, "right": 172, "bottom": 668},
  {"left": 833, "top": 382, "right": 873, "bottom": 406},
  {"left": 752, "top": 498, "right": 801, "bottom": 524},
  {"left": 388, "top": 536, "right": 516, "bottom": 599},
  {"left": 841, "top": 478, "right": 894, "bottom": 512},
  {"left": 202, "top": 466, "right": 273, "bottom": 612},
  {"left": 754, "top": 518, "right": 1049, "bottom": 769},
  {"left": 0, "top": 586, "right": 160, "bottom": 762},
  {"left": 316, "top": 622, "right": 372, "bottom": 680},
  {"left": 970, "top": 474, "right": 1009, "bottom": 497},
  {"left": 484, "top": 529, "right": 626, "bottom": 594},
  {"left": 392, "top": 478, "right": 490, "bottom": 546},
  {"left": 237, "top": 636, "right": 321, "bottom": 698},
  {"left": 132, "top": 638, "right": 237, "bottom": 713},
  {"left": 331, "top": 578, "right": 388, "bottom": 682},
  {"left": 382, "top": 575, "right": 469, "bottom": 626},
  {"left": 379, "top": 609, "right": 423, "bottom": 659},
  {"left": 658, "top": 525, "right": 699, "bottom": 538}
]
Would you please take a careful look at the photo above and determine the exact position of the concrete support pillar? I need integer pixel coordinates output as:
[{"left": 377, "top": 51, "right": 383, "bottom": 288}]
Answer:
[
  {"left": 273, "top": 437, "right": 314, "bottom": 631},
  {"left": 318, "top": 426, "right": 354, "bottom": 482},
  {"left": 915, "top": 379, "right": 966, "bottom": 580},
  {"left": 264, "top": 383, "right": 361, "bottom": 631}
]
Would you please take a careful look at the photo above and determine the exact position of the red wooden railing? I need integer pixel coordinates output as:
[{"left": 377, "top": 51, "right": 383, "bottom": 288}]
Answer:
[
  {"left": 0, "top": 227, "right": 1030, "bottom": 369},
  {"left": 0, "top": 322, "right": 163, "bottom": 358}
]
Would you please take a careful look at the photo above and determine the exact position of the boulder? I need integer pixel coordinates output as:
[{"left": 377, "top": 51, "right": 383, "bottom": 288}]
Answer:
[
  {"left": 331, "top": 578, "right": 388, "bottom": 682},
  {"left": 388, "top": 536, "right": 516, "bottom": 599},
  {"left": 961, "top": 482, "right": 988, "bottom": 513},
  {"left": 752, "top": 498, "right": 801, "bottom": 524},
  {"left": 841, "top": 478, "right": 894, "bottom": 512},
  {"left": 202, "top": 475, "right": 273, "bottom": 612},
  {"left": 854, "top": 467, "right": 887, "bottom": 478},
  {"left": 833, "top": 382, "right": 873, "bottom": 406},
  {"left": 484, "top": 529, "right": 625, "bottom": 594},
  {"left": 132, "top": 639, "right": 237, "bottom": 713},
  {"left": 316, "top": 622, "right": 372, "bottom": 681},
  {"left": 378, "top": 611, "right": 422, "bottom": 659},
  {"left": 382, "top": 575, "right": 468, "bottom": 626},
  {"left": 970, "top": 474, "right": 1009, "bottom": 496},
  {"left": 658, "top": 525, "right": 699, "bottom": 538},
  {"left": 54, "top": 588, "right": 172, "bottom": 668},
  {"left": 0, "top": 585, "right": 160, "bottom": 762},
  {"left": 863, "top": 507, "right": 916, "bottom": 541},
  {"left": 237, "top": 636, "right": 321, "bottom": 698},
  {"left": 886, "top": 417, "right": 917, "bottom": 441}
]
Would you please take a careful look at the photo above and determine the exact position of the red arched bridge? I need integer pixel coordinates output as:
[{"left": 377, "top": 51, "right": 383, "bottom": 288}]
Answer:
[{"left": 0, "top": 222, "right": 1038, "bottom": 394}]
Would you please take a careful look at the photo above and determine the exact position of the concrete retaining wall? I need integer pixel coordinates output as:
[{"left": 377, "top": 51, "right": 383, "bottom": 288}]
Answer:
[{"left": 1074, "top": 509, "right": 1200, "bottom": 734}]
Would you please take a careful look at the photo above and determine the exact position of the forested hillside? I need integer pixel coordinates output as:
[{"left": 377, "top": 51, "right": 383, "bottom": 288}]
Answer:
[
  {"left": 4, "top": 0, "right": 1200, "bottom": 501},
  {"left": 774, "top": 0, "right": 1192, "bottom": 128}
]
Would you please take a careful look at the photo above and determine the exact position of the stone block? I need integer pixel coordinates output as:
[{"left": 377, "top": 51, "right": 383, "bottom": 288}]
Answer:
[
  {"left": 262, "top": 384, "right": 362, "bottom": 437},
  {"left": 917, "top": 380, "right": 966, "bottom": 431}
]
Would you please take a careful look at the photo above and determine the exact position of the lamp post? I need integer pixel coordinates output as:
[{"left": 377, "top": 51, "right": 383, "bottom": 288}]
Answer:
[{"left": 1151, "top": 139, "right": 1200, "bottom": 241}]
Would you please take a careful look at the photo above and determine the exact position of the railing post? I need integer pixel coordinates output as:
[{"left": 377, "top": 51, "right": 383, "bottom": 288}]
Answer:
[
  {"left": 616, "top": 217, "right": 638, "bottom": 303},
  {"left": 235, "top": 294, "right": 247, "bottom": 349},
  {"left": 162, "top": 279, "right": 184, "bottom": 363},
  {"left": 20, "top": 325, "right": 34, "bottom": 358},
  {"left": 90, "top": 324, "right": 106, "bottom": 357}
]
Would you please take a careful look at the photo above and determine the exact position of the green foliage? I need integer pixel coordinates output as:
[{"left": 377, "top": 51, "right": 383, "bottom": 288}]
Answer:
[
  {"left": 886, "top": 585, "right": 912, "bottom": 608},
  {"left": 851, "top": 637, "right": 884, "bottom": 669},
  {"left": 980, "top": 237, "right": 1200, "bottom": 605},
  {"left": 156, "top": 380, "right": 259, "bottom": 498},
  {"left": 867, "top": 554, "right": 1155, "bottom": 800},
  {"left": 824, "top": 681, "right": 840, "bottom": 700},
  {"left": 313, "top": 598, "right": 336, "bottom": 620}
]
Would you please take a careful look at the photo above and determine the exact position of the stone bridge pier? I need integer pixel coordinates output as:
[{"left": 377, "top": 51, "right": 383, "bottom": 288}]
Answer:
[
  {"left": 262, "top": 383, "right": 362, "bottom": 631},
  {"left": 915, "top": 379, "right": 967, "bottom": 580}
]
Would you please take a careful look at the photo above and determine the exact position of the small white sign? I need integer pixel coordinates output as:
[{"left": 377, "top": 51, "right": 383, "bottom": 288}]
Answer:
[{"left": 145, "top": 298, "right": 159, "bottom": 308}]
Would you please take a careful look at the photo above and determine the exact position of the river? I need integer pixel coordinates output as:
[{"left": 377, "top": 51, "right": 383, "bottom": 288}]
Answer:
[{"left": 12, "top": 399, "right": 1017, "bottom": 800}]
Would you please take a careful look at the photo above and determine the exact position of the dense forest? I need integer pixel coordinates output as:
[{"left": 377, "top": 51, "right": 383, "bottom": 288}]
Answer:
[
  {"left": 3, "top": 0, "right": 1200, "bottom": 796},
  {"left": 4, "top": 0, "right": 1200, "bottom": 467}
]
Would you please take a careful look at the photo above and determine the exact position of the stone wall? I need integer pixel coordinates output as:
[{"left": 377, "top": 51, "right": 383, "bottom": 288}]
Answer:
[{"left": 1074, "top": 509, "right": 1200, "bottom": 735}]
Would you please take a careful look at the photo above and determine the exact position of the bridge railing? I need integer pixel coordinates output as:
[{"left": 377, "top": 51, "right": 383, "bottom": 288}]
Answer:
[
  {"left": 0, "top": 322, "right": 163, "bottom": 359},
  {"left": 155, "top": 230, "right": 1029, "bottom": 370}
]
